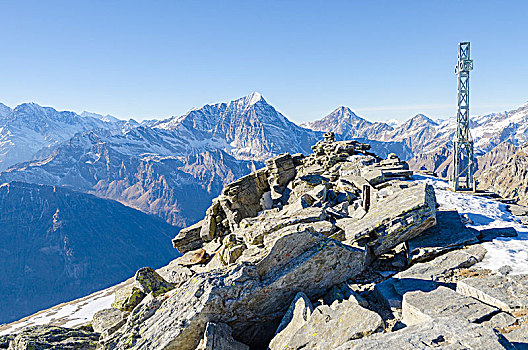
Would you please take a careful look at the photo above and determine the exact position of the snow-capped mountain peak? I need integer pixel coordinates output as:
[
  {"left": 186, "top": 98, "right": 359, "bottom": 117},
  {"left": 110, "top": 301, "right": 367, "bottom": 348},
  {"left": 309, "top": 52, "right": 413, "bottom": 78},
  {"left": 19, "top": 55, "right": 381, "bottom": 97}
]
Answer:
[
  {"left": 243, "top": 91, "right": 264, "bottom": 105},
  {"left": 401, "top": 114, "right": 438, "bottom": 128},
  {"left": 152, "top": 93, "right": 319, "bottom": 161}
]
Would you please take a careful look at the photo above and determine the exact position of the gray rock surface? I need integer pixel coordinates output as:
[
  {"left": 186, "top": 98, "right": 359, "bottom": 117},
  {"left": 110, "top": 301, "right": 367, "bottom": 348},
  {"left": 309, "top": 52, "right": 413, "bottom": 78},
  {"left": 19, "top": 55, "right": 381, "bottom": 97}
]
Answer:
[
  {"left": 482, "top": 312, "right": 519, "bottom": 330},
  {"left": 100, "top": 228, "right": 366, "bottom": 350},
  {"left": 91, "top": 308, "right": 124, "bottom": 334},
  {"left": 196, "top": 322, "right": 249, "bottom": 350},
  {"left": 0, "top": 335, "right": 14, "bottom": 349},
  {"left": 323, "top": 282, "right": 369, "bottom": 308},
  {"left": 283, "top": 300, "right": 382, "bottom": 350},
  {"left": 336, "top": 317, "right": 516, "bottom": 350},
  {"left": 5, "top": 326, "right": 99, "bottom": 350},
  {"left": 337, "top": 183, "right": 436, "bottom": 255},
  {"left": 172, "top": 220, "right": 204, "bottom": 254},
  {"left": 134, "top": 267, "right": 175, "bottom": 297},
  {"left": 375, "top": 245, "right": 487, "bottom": 310},
  {"left": 457, "top": 274, "right": 528, "bottom": 312},
  {"left": 269, "top": 292, "right": 314, "bottom": 350},
  {"left": 407, "top": 209, "right": 479, "bottom": 263},
  {"left": 502, "top": 324, "right": 528, "bottom": 350},
  {"left": 237, "top": 207, "right": 327, "bottom": 246},
  {"left": 111, "top": 283, "right": 146, "bottom": 312},
  {"left": 402, "top": 286, "right": 499, "bottom": 325}
]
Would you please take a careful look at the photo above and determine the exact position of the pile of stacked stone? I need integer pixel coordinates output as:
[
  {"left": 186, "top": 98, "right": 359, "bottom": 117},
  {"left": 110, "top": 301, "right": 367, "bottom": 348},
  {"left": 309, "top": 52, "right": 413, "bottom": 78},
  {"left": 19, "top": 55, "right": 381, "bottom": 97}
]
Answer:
[{"left": 2, "top": 133, "right": 526, "bottom": 350}]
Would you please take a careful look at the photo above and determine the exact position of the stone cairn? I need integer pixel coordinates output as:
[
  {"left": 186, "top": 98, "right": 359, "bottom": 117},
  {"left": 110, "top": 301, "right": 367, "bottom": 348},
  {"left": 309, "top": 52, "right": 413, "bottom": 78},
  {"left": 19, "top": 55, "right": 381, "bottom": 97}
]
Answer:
[{"left": 2, "top": 136, "right": 527, "bottom": 350}]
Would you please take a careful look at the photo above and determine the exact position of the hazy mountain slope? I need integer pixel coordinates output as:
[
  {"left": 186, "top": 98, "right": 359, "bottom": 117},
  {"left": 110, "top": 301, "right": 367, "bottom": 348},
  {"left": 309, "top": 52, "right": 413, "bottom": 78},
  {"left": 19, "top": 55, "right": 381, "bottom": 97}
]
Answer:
[
  {"left": 0, "top": 130, "right": 259, "bottom": 227},
  {"left": 478, "top": 144, "right": 528, "bottom": 204},
  {"left": 474, "top": 140, "right": 518, "bottom": 177},
  {"left": 0, "top": 103, "right": 126, "bottom": 171},
  {"left": 0, "top": 181, "right": 179, "bottom": 324}
]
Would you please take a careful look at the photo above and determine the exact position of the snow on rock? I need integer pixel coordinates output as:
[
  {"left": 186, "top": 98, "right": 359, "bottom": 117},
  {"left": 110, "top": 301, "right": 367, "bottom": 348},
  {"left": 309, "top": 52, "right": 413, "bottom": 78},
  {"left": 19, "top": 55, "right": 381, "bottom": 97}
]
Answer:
[
  {"left": 0, "top": 280, "right": 129, "bottom": 336},
  {"left": 415, "top": 174, "right": 528, "bottom": 274}
]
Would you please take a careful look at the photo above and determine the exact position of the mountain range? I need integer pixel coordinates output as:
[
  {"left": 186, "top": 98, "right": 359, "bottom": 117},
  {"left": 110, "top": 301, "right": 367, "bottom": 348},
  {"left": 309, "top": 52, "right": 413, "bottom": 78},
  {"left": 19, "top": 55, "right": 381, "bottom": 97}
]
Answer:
[
  {"left": 2, "top": 94, "right": 528, "bottom": 227},
  {"left": 1, "top": 92, "right": 528, "bottom": 329}
]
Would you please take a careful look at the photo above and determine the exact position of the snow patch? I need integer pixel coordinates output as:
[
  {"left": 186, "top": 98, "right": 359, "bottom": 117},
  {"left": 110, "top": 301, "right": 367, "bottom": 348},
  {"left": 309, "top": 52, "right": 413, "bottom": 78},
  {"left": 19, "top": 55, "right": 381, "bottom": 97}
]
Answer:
[{"left": 415, "top": 175, "right": 528, "bottom": 274}]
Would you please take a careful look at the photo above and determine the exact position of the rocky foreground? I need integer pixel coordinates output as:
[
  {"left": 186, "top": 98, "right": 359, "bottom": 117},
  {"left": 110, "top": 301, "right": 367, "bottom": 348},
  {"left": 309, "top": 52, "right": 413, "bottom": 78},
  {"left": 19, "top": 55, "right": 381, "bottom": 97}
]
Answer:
[{"left": 1, "top": 133, "right": 527, "bottom": 349}]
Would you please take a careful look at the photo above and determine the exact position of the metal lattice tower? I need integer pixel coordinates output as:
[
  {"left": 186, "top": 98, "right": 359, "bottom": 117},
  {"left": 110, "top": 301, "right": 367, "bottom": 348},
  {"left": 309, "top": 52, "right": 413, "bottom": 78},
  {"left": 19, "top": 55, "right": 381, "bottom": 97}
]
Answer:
[{"left": 452, "top": 42, "right": 475, "bottom": 191}]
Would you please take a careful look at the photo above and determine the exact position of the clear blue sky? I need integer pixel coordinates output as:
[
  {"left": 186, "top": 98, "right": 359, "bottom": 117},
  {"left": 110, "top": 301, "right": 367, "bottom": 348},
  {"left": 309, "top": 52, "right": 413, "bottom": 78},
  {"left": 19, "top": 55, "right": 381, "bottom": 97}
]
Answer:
[{"left": 0, "top": 0, "right": 527, "bottom": 123}]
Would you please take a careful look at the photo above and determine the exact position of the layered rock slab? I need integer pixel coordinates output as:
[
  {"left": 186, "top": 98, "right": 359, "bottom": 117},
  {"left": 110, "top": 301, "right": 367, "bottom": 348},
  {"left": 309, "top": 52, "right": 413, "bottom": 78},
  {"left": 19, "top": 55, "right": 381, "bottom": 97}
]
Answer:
[
  {"left": 100, "top": 229, "right": 366, "bottom": 350},
  {"left": 375, "top": 245, "right": 487, "bottom": 310},
  {"left": 336, "top": 317, "right": 516, "bottom": 350},
  {"left": 457, "top": 275, "right": 528, "bottom": 312},
  {"left": 402, "top": 286, "right": 499, "bottom": 326},
  {"left": 407, "top": 209, "right": 479, "bottom": 263},
  {"left": 336, "top": 183, "right": 436, "bottom": 255}
]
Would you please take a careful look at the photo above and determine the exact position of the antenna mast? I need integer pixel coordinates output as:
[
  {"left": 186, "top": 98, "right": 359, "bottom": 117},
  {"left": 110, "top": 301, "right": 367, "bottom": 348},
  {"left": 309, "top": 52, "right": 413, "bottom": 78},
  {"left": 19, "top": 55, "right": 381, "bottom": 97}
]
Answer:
[{"left": 452, "top": 42, "right": 475, "bottom": 191}]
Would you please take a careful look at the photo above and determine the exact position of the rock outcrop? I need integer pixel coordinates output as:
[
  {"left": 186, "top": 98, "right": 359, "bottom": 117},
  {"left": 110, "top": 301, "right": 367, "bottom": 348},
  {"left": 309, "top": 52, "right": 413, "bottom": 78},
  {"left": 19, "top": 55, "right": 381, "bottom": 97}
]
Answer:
[
  {"left": 5, "top": 135, "right": 524, "bottom": 350},
  {"left": 402, "top": 286, "right": 499, "bottom": 325},
  {"left": 196, "top": 322, "right": 249, "bottom": 350},
  {"left": 4, "top": 326, "right": 99, "bottom": 350}
]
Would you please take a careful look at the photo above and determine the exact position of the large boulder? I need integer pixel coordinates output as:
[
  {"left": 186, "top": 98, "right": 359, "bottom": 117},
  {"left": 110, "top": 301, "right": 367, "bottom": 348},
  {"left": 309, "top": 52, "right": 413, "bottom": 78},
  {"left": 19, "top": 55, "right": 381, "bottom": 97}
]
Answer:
[
  {"left": 269, "top": 292, "right": 314, "bottom": 350},
  {"left": 196, "top": 322, "right": 249, "bottom": 350},
  {"left": 172, "top": 220, "right": 204, "bottom": 254},
  {"left": 236, "top": 207, "right": 328, "bottom": 246},
  {"left": 100, "top": 228, "right": 366, "bottom": 349},
  {"left": 92, "top": 308, "right": 125, "bottom": 334},
  {"left": 111, "top": 267, "right": 175, "bottom": 312},
  {"left": 336, "top": 183, "right": 436, "bottom": 255},
  {"left": 134, "top": 267, "right": 175, "bottom": 297},
  {"left": 276, "top": 300, "right": 382, "bottom": 350},
  {"left": 111, "top": 283, "right": 145, "bottom": 312}
]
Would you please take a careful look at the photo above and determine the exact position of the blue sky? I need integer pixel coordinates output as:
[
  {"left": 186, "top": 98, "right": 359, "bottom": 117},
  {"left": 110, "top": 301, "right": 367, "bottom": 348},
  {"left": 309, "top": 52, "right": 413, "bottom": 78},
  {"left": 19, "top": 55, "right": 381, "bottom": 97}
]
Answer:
[{"left": 0, "top": 0, "right": 527, "bottom": 123}]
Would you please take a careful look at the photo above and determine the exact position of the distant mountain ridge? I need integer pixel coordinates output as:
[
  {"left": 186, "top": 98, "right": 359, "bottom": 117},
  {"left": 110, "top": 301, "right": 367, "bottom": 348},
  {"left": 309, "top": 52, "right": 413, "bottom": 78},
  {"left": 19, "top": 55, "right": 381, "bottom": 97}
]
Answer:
[
  {"left": 0, "top": 129, "right": 259, "bottom": 227},
  {"left": 0, "top": 102, "right": 130, "bottom": 171},
  {"left": 305, "top": 101, "right": 528, "bottom": 177}
]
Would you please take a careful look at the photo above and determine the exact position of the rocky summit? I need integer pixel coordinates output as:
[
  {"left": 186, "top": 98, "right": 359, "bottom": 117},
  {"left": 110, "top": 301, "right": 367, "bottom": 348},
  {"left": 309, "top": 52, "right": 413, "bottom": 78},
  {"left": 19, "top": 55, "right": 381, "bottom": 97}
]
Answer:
[{"left": 2, "top": 133, "right": 527, "bottom": 350}]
